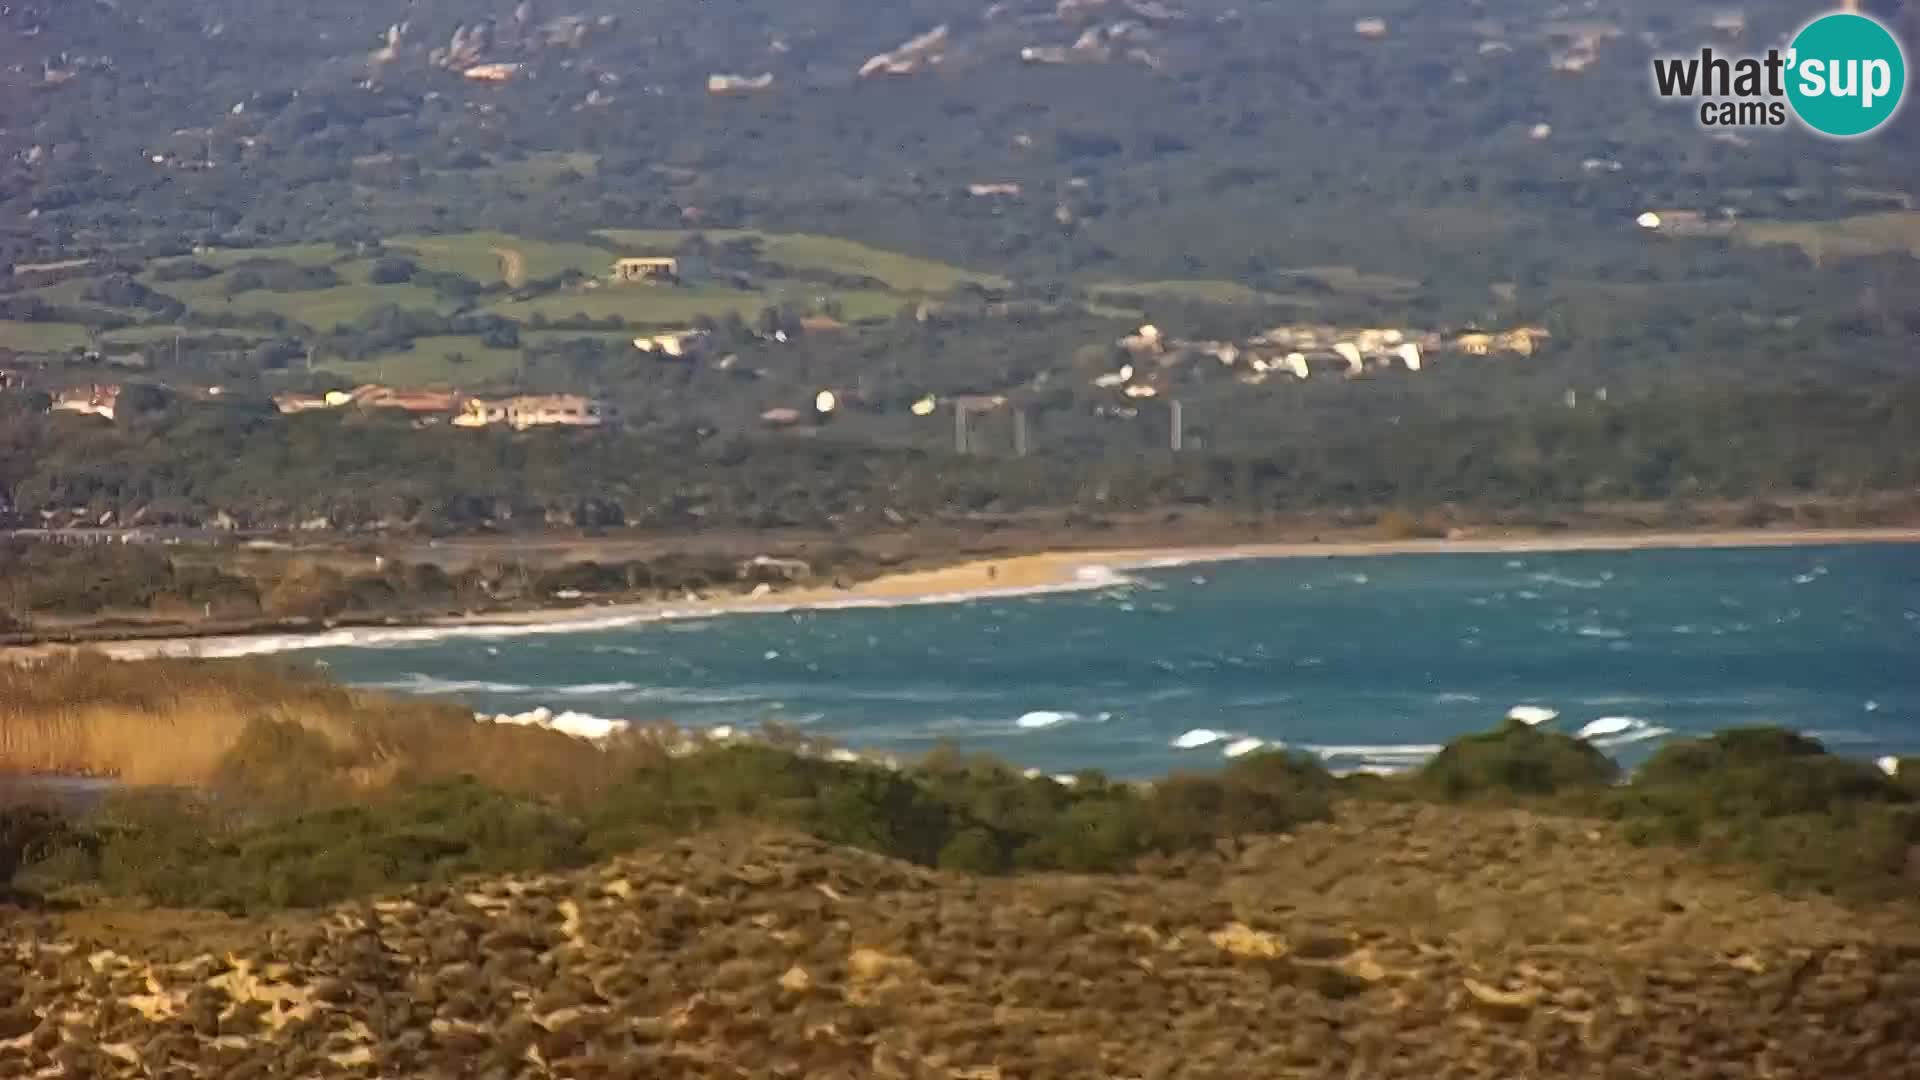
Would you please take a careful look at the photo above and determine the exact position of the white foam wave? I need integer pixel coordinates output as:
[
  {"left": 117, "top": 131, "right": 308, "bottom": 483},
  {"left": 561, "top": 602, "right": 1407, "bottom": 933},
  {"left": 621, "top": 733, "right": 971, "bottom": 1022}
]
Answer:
[
  {"left": 483, "top": 706, "right": 631, "bottom": 741},
  {"left": 554, "top": 681, "right": 642, "bottom": 696},
  {"left": 1223, "top": 737, "right": 1268, "bottom": 758},
  {"left": 1589, "top": 723, "right": 1673, "bottom": 749},
  {"left": 1575, "top": 716, "right": 1641, "bottom": 740},
  {"left": 1306, "top": 743, "right": 1443, "bottom": 762},
  {"left": 1506, "top": 705, "right": 1559, "bottom": 726},
  {"left": 1575, "top": 626, "right": 1626, "bottom": 640},
  {"left": 1016, "top": 710, "right": 1077, "bottom": 730},
  {"left": 1330, "top": 763, "right": 1407, "bottom": 778},
  {"left": 1530, "top": 572, "right": 1607, "bottom": 590},
  {"left": 1172, "top": 728, "right": 1229, "bottom": 750},
  {"left": 1434, "top": 692, "right": 1482, "bottom": 704},
  {"left": 366, "top": 674, "right": 535, "bottom": 694}
]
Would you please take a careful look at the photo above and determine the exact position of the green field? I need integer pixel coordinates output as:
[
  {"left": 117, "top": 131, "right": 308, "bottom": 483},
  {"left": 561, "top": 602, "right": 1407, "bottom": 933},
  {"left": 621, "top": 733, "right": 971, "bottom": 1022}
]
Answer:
[
  {"left": 210, "top": 282, "right": 449, "bottom": 331},
  {"left": 1089, "top": 280, "right": 1294, "bottom": 306},
  {"left": 597, "top": 228, "right": 1007, "bottom": 292},
  {"left": 13, "top": 229, "right": 990, "bottom": 367},
  {"left": 171, "top": 242, "right": 346, "bottom": 269},
  {"left": 319, "top": 335, "right": 525, "bottom": 388},
  {"left": 489, "top": 283, "right": 905, "bottom": 326},
  {"left": 1736, "top": 212, "right": 1920, "bottom": 261},
  {"left": 1282, "top": 265, "right": 1422, "bottom": 299},
  {"left": 0, "top": 321, "right": 91, "bottom": 352},
  {"left": 391, "top": 231, "right": 613, "bottom": 285}
]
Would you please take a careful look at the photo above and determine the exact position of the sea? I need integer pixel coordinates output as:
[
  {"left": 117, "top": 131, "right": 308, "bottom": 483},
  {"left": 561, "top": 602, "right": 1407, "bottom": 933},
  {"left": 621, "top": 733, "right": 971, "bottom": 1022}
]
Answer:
[{"left": 249, "top": 543, "right": 1918, "bottom": 779}]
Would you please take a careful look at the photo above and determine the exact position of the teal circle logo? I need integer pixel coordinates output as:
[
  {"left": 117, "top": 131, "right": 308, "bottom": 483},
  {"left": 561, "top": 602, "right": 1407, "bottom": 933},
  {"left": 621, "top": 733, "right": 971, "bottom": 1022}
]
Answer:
[{"left": 1786, "top": 13, "right": 1906, "bottom": 137}]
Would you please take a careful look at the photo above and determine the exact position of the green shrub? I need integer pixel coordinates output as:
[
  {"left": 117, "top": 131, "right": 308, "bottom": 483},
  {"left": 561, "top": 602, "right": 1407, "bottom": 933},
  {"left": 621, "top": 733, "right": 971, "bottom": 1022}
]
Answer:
[
  {"left": 0, "top": 805, "right": 71, "bottom": 889},
  {"left": 1417, "top": 719, "right": 1620, "bottom": 801},
  {"left": 1629, "top": 728, "right": 1905, "bottom": 814},
  {"left": 1599, "top": 728, "right": 1920, "bottom": 900}
]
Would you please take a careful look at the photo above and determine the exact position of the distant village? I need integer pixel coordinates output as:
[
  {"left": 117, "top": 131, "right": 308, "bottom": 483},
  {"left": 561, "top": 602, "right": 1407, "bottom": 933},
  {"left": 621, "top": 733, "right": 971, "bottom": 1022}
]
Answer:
[
  {"left": 1073, "top": 319, "right": 1550, "bottom": 415},
  {"left": 6, "top": 311, "right": 1554, "bottom": 437}
]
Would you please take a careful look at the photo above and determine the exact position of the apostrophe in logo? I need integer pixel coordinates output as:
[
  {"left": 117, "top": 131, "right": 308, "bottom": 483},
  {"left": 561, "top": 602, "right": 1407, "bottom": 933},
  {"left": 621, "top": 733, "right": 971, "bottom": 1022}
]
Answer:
[
  {"left": 1649, "top": 9, "right": 1907, "bottom": 138},
  {"left": 1785, "top": 12, "right": 1906, "bottom": 137}
]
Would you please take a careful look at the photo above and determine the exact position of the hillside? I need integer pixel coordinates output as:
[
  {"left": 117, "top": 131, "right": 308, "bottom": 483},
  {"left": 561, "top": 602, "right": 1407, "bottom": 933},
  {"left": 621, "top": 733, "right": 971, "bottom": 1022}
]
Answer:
[{"left": 10, "top": 810, "right": 1920, "bottom": 1079}]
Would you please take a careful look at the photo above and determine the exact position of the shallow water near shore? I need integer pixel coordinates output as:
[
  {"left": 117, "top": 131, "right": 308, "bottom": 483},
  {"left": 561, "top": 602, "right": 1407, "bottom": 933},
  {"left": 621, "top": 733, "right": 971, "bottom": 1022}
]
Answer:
[{"left": 305, "top": 543, "right": 1920, "bottom": 778}]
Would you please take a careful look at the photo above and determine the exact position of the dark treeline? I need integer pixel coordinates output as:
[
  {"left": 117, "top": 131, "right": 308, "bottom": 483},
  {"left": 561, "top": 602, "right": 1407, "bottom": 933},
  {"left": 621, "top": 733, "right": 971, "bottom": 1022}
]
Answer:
[{"left": 4, "top": 381, "right": 1917, "bottom": 533}]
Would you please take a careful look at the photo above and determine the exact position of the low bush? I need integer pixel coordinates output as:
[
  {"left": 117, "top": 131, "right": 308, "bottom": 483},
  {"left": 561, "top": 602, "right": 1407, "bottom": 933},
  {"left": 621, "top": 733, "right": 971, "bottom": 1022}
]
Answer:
[
  {"left": 1601, "top": 728, "right": 1920, "bottom": 900},
  {"left": 1416, "top": 719, "right": 1620, "bottom": 801},
  {"left": 74, "top": 779, "right": 591, "bottom": 912}
]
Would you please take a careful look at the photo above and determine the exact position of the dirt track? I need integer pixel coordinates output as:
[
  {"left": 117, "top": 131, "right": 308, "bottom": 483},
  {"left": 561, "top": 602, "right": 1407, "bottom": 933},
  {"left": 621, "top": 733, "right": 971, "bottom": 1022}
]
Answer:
[{"left": 492, "top": 246, "right": 527, "bottom": 287}]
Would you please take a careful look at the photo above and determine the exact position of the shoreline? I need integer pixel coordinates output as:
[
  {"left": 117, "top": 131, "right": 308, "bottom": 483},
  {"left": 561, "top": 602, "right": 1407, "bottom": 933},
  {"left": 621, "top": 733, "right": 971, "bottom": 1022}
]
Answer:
[{"left": 16, "top": 524, "right": 1917, "bottom": 661}]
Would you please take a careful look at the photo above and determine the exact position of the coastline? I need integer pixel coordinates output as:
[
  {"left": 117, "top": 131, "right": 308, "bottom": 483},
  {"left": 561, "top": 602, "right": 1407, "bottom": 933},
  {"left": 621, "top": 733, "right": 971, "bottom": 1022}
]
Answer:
[{"left": 17, "top": 524, "right": 1918, "bottom": 662}]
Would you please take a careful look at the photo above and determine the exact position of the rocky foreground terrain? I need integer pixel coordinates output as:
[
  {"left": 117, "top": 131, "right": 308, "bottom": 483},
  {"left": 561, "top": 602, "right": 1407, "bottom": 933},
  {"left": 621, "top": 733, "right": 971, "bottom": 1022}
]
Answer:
[{"left": 5, "top": 802, "right": 1919, "bottom": 1079}]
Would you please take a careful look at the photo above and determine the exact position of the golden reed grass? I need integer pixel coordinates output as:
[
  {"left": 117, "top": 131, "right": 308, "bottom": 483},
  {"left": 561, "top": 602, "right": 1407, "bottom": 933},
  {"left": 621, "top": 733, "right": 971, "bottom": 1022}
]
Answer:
[{"left": 0, "top": 652, "right": 662, "bottom": 802}]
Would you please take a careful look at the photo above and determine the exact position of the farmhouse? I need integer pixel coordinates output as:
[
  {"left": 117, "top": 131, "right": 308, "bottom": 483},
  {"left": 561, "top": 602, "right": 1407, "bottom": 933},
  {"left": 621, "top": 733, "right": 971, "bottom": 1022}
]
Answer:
[
  {"left": 454, "top": 394, "right": 606, "bottom": 430},
  {"left": 611, "top": 257, "right": 679, "bottom": 284},
  {"left": 350, "top": 385, "right": 460, "bottom": 413},
  {"left": 49, "top": 384, "right": 121, "bottom": 421}
]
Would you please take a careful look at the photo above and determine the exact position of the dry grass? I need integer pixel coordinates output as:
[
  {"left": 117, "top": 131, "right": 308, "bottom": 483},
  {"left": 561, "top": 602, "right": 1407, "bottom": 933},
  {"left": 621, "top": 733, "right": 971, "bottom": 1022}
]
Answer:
[{"left": 0, "top": 654, "right": 660, "bottom": 802}]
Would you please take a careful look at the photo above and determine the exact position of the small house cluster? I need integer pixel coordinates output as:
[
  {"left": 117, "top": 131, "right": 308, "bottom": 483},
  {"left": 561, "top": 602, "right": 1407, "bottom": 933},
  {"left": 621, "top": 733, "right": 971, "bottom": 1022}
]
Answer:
[
  {"left": 1090, "top": 321, "right": 1550, "bottom": 393},
  {"left": 49, "top": 384, "right": 122, "bottom": 421},
  {"left": 266, "top": 384, "right": 609, "bottom": 429}
]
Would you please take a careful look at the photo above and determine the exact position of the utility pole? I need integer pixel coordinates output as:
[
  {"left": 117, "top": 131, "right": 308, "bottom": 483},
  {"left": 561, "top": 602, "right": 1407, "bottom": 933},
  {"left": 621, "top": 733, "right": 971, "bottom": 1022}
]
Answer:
[
  {"left": 1169, "top": 399, "right": 1184, "bottom": 452},
  {"left": 953, "top": 401, "right": 969, "bottom": 455},
  {"left": 1013, "top": 408, "right": 1028, "bottom": 458}
]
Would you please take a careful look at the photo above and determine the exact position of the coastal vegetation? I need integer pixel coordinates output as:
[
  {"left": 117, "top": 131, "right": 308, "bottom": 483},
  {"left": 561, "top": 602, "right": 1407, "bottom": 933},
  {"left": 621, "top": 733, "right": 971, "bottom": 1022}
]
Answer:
[
  {"left": 6, "top": 380, "right": 1920, "bottom": 541},
  {"left": 4, "top": 656, "right": 1917, "bottom": 912}
]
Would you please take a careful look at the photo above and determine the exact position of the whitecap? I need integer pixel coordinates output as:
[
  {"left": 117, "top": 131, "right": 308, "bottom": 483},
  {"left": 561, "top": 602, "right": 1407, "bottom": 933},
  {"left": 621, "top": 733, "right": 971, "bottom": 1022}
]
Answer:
[
  {"left": 546, "top": 711, "right": 630, "bottom": 740},
  {"left": 1506, "top": 705, "right": 1559, "bottom": 726},
  {"left": 1576, "top": 626, "right": 1626, "bottom": 640},
  {"left": 1342, "top": 573, "right": 1371, "bottom": 585},
  {"left": 1016, "top": 710, "right": 1077, "bottom": 730},
  {"left": 1505, "top": 560, "right": 1525, "bottom": 569},
  {"left": 1172, "top": 728, "right": 1229, "bottom": 750},
  {"left": 1223, "top": 737, "right": 1267, "bottom": 758},
  {"left": 483, "top": 706, "right": 631, "bottom": 741},
  {"left": 368, "top": 674, "right": 535, "bottom": 695},
  {"left": 1576, "top": 716, "right": 1641, "bottom": 740},
  {"left": 1051, "top": 774, "right": 1079, "bottom": 786},
  {"left": 1307, "top": 743, "right": 1443, "bottom": 762},
  {"left": 1530, "top": 572, "right": 1606, "bottom": 590},
  {"left": 1516, "top": 590, "right": 1541, "bottom": 600},
  {"left": 1878, "top": 756, "right": 1901, "bottom": 777},
  {"left": 1434, "top": 692, "right": 1482, "bottom": 704},
  {"left": 1074, "top": 563, "right": 1132, "bottom": 586},
  {"left": 555, "top": 681, "right": 641, "bottom": 696},
  {"left": 1589, "top": 724, "right": 1672, "bottom": 749},
  {"left": 762, "top": 650, "right": 781, "bottom": 660},
  {"left": 1793, "top": 573, "right": 1817, "bottom": 585},
  {"left": 1865, "top": 700, "right": 1882, "bottom": 713}
]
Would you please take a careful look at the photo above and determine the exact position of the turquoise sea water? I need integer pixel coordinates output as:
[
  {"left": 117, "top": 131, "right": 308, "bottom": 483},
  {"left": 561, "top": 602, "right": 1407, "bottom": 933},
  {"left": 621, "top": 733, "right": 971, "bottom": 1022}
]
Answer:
[{"left": 303, "top": 544, "right": 1920, "bottom": 778}]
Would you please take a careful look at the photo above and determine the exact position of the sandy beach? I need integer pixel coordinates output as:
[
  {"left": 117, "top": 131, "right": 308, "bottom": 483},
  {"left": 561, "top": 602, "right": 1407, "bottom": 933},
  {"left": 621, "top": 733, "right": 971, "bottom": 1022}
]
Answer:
[{"left": 30, "top": 524, "right": 1914, "bottom": 661}]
